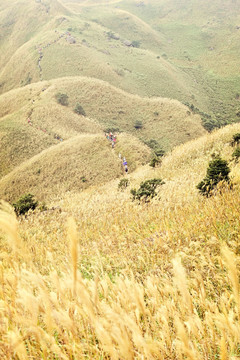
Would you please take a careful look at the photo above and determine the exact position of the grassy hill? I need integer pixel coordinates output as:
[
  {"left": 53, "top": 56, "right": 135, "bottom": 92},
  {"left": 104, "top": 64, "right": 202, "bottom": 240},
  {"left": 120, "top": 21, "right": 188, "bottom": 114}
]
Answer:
[
  {"left": 0, "top": 0, "right": 69, "bottom": 72},
  {"left": 1, "top": 1, "right": 240, "bottom": 358},
  {"left": 0, "top": 122, "right": 240, "bottom": 359},
  {"left": 0, "top": 76, "right": 205, "bottom": 183},
  {"left": 1, "top": 0, "right": 239, "bottom": 131},
  {"left": 60, "top": 0, "right": 240, "bottom": 128}
]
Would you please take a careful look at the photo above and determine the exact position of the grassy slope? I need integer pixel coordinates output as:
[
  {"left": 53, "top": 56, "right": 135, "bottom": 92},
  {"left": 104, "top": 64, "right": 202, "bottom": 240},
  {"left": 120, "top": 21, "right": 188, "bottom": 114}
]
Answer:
[
  {"left": 0, "top": 123, "right": 239, "bottom": 358},
  {"left": 113, "top": 0, "right": 240, "bottom": 123},
  {"left": 0, "top": 0, "right": 69, "bottom": 71},
  {"left": 61, "top": 0, "right": 240, "bottom": 125},
  {"left": 0, "top": 76, "right": 205, "bottom": 182},
  {"left": 0, "top": 134, "right": 126, "bottom": 202},
  {"left": 0, "top": 80, "right": 102, "bottom": 177},
  {"left": 0, "top": 0, "right": 226, "bottom": 115},
  {"left": 0, "top": 9, "right": 202, "bottom": 105},
  {"left": 2, "top": 0, "right": 239, "bottom": 129}
]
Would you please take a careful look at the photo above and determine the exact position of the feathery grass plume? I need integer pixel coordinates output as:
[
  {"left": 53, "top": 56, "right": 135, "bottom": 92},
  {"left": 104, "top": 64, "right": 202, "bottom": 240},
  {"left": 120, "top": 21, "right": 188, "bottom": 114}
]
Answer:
[
  {"left": 220, "top": 333, "right": 228, "bottom": 360},
  {"left": 175, "top": 316, "right": 197, "bottom": 360},
  {"left": 172, "top": 256, "right": 193, "bottom": 314},
  {"left": 0, "top": 200, "right": 22, "bottom": 255},
  {"left": 221, "top": 246, "right": 240, "bottom": 317},
  {"left": 67, "top": 217, "right": 78, "bottom": 296},
  {"left": 8, "top": 330, "right": 28, "bottom": 360}
]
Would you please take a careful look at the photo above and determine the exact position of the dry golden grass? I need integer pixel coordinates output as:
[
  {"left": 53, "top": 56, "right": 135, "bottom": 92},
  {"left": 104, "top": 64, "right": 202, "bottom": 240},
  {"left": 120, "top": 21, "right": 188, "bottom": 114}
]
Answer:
[
  {"left": 0, "top": 123, "right": 240, "bottom": 359},
  {"left": 0, "top": 130, "right": 151, "bottom": 202},
  {"left": 0, "top": 76, "right": 204, "bottom": 181}
]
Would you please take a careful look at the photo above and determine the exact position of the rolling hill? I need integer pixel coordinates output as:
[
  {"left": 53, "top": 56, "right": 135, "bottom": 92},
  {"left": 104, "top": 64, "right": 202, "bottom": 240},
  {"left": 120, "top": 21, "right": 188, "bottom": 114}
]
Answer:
[
  {"left": 0, "top": 75, "right": 205, "bottom": 200},
  {"left": 0, "top": 121, "right": 240, "bottom": 359},
  {"left": 1, "top": 0, "right": 239, "bottom": 131},
  {"left": 1, "top": 2, "right": 240, "bottom": 358}
]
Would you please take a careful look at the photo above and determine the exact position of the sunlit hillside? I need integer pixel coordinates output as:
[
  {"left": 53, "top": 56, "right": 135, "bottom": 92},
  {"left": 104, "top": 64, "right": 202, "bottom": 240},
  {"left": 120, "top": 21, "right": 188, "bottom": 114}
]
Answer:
[
  {"left": 0, "top": 123, "right": 240, "bottom": 359},
  {"left": 1, "top": 2, "right": 240, "bottom": 357},
  {"left": 0, "top": 76, "right": 205, "bottom": 182},
  {"left": 1, "top": 0, "right": 240, "bottom": 129}
]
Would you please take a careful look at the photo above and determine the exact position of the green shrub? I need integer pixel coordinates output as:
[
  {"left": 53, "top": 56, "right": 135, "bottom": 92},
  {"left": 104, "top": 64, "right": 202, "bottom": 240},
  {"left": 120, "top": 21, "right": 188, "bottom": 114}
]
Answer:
[
  {"left": 144, "top": 139, "right": 165, "bottom": 157},
  {"left": 80, "top": 176, "right": 87, "bottom": 183},
  {"left": 154, "top": 148, "right": 165, "bottom": 157},
  {"left": 106, "top": 31, "right": 119, "bottom": 40},
  {"left": 149, "top": 156, "right": 161, "bottom": 168},
  {"left": 118, "top": 178, "right": 129, "bottom": 190},
  {"left": 131, "top": 178, "right": 164, "bottom": 202},
  {"left": 74, "top": 103, "right": 86, "bottom": 116},
  {"left": 132, "top": 40, "right": 140, "bottom": 48},
  {"left": 196, "top": 156, "right": 230, "bottom": 196},
  {"left": 13, "top": 194, "right": 38, "bottom": 216},
  {"left": 104, "top": 127, "right": 120, "bottom": 134},
  {"left": 55, "top": 92, "right": 69, "bottom": 106},
  {"left": 232, "top": 147, "right": 240, "bottom": 162},
  {"left": 134, "top": 120, "right": 143, "bottom": 129},
  {"left": 231, "top": 133, "right": 240, "bottom": 146}
]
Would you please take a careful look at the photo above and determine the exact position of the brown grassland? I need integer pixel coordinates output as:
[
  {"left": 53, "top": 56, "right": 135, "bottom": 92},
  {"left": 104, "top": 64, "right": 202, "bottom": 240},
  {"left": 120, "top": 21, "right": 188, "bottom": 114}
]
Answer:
[{"left": 0, "top": 123, "right": 240, "bottom": 359}]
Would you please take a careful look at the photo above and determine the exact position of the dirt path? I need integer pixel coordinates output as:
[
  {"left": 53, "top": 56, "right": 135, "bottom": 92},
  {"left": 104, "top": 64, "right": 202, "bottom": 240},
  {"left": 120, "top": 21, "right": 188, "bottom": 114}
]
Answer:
[{"left": 35, "top": 30, "right": 75, "bottom": 81}]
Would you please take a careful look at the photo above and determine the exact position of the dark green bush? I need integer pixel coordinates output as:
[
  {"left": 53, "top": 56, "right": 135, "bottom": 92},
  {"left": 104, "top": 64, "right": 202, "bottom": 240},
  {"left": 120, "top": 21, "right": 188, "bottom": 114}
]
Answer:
[
  {"left": 118, "top": 178, "right": 129, "bottom": 190},
  {"left": 131, "top": 178, "right": 164, "bottom": 202},
  {"left": 232, "top": 147, "right": 240, "bottom": 162},
  {"left": 231, "top": 133, "right": 240, "bottom": 146},
  {"left": 132, "top": 40, "right": 140, "bottom": 48},
  {"left": 104, "top": 127, "right": 120, "bottom": 134},
  {"left": 55, "top": 92, "right": 69, "bottom": 106},
  {"left": 196, "top": 157, "right": 230, "bottom": 196},
  {"left": 80, "top": 176, "right": 87, "bottom": 183},
  {"left": 106, "top": 31, "right": 119, "bottom": 40},
  {"left": 149, "top": 156, "right": 161, "bottom": 168},
  {"left": 154, "top": 148, "right": 165, "bottom": 157},
  {"left": 13, "top": 194, "right": 38, "bottom": 216},
  {"left": 74, "top": 103, "right": 86, "bottom": 116},
  {"left": 144, "top": 139, "right": 165, "bottom": 157},
  {"left": 134, "top": 120, "right": 143, "bottom": 129}
]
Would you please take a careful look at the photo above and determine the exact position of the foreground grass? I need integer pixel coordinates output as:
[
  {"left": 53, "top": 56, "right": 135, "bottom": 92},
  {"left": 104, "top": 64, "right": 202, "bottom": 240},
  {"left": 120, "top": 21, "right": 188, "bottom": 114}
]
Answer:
[{"left": 0, "top": 123, "right": 240, "bottom": 359}]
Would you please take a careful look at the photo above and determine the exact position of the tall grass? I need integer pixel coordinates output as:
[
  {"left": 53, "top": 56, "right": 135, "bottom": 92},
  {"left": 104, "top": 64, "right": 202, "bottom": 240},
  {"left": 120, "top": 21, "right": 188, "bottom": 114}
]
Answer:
[{"left": 1, "top": 139, "right": 240, "bottom": 358}]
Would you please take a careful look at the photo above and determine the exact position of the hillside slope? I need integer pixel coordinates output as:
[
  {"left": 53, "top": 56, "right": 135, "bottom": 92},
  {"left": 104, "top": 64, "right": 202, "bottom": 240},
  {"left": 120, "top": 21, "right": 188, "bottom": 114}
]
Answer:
[
  {"left": 2, "top": 0, "right": 239, "bottom": 131},
  {"left": 61, "top": 0, "right": 240, "bottom": 128},
  {"left": 0, "top": 122, "right": 240, "bottom": 359},
  {"left": 0, "top": 76, "right": 205, "bottom": 179}
]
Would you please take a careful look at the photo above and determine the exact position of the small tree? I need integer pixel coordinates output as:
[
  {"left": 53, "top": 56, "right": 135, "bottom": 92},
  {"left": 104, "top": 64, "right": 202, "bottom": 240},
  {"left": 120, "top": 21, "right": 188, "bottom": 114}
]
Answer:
[
  {"left": 134, "top": 120, "right": 143, "bottom": 130},
  {"left": 74, "top": 103, "right": 86, "bottom": 116},
  {"left": 13, "top": 194, "right": 38, "bottom": 216},
  {"left": 196, "top": 157, "right": 230, "bottom": 196},
  {"left": 149, "top": 156, "right": 161, "bottom": 168},
  {"left": 131, "top": 178, "right": 164, "bottom": 202},
  {"left": 231, "top": 133, "right": 240, "bottom": 146},
  {"left": 55, "top": 92, "right": 69, "bottom": 106}
]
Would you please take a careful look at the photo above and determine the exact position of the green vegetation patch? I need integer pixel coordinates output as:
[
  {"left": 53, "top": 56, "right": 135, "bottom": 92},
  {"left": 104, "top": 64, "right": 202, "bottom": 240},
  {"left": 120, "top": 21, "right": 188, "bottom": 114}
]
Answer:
[{"left": 197, "top": 156, "right": 231, "bottom": 197}]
